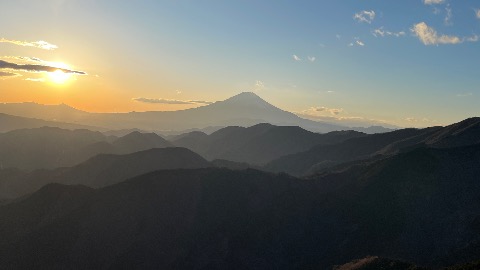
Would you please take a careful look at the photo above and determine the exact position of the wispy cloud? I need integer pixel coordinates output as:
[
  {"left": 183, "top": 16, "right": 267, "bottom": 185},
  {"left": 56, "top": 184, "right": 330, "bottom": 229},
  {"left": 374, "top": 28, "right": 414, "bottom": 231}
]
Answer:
[
  {"left": 466, "top": 35, "right": 479, "bottom": 42},
  {"left": 254, "top": 80, "right": 266, "bottom": 91},
  {"left": 444, "top": 5, "right": 453, "bottom": 25},
  {"left": 424, "top": 0, "right": 445, "bottom": 5},
  {"left": 307, "top": 56, "right": 316, "bottom": 62},
  {"left": 292, "top": 54, "right": 302, "bottom": 61},
  {"left": 411, "top": 22, "right": 462, "bottom": 45},
  {"left": 298, "top": 107, "right": 397, "bottom": 128},
  {"left": 475, "top": 9, "right": 480, "bottom": 19},
  {"left": 0, "top": 38, "right": 58, "bottom": 50},
  {"left": 372, "top": 27, "right": 406, "bottom": 37},
  {"left": 312, "top": 106, "right": 344, "bottom": 115},
  {"left": 353, "top": 10, "right": 376, "bottom": 24},
  {"left": 456, "top": 92, "right": 473, "bottom": 97},
  {"left": 404, "top": 117, "right": 435, "bottom": 123},
  {"left": 0, "top": 59, "right": 86, "bottom": 74},
  {"left": 349, "top": 37, "right": 365, "bottom": 47},
  {"left": 25, "top": 77, "right": 46, "bottom": 82},
  {"left": 133, "top": 97, "right": 213, "bottom": 105},
  {"left": 0, "top": 71, "right": 19, "bottom": 77}
]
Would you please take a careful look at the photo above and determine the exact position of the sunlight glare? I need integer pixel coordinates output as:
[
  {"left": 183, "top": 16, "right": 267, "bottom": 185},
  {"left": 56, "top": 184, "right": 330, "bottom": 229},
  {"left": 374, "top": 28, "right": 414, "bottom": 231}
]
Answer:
[{"left": 48, "top": 69, "right": 72, "bottom": 84}]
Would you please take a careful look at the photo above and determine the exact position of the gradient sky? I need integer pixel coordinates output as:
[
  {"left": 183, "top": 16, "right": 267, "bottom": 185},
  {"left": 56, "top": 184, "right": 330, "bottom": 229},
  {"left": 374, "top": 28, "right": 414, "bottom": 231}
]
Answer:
[{"left": 1, "top": 0, "right": 479, "bottom": 128}]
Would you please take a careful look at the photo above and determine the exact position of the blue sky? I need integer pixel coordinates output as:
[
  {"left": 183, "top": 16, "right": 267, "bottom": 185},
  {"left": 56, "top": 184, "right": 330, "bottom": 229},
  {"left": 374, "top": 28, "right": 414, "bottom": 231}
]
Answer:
[{"left": 0, "top": 0, "right": 479, "bottom": 127}]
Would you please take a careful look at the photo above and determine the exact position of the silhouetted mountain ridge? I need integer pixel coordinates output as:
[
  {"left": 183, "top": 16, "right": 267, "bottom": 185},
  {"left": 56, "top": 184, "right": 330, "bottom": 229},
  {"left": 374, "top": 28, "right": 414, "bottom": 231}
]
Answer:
[
  {"left": 0, "top": 147, "right": 211, "bottom": 200},
  {"left": 173, "top": 123, "right": 365, "bottom": 164}
]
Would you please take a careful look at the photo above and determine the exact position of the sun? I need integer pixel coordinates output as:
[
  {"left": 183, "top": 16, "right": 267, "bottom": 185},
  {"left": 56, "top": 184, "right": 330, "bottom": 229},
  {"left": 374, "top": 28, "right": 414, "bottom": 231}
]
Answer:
[{"left": 48, "top": 69, "right": 72, "bottom": 84}]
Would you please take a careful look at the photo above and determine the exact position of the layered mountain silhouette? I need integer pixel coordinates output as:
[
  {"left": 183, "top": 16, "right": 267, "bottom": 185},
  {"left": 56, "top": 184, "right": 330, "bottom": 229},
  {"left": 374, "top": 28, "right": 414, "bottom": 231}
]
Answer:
[
  {"left": 0, "top": 92, "right": 393, "bottom": 133},
  {"left": 2, "top": 140, "right": 480, "bottom": 269},
  {"left": 172, "top": 123, "right": 365, "bottom": 164},
  {"left": 0, "top": 127, "right": 172, "bottom": 170},
  {"left": 1, "top": 114, "right": 480, "bottom": 269},
  {"left": 266, "top": 118, "right": 480, "bottom": 176},
  {"left": 0, "top": 147, "right": 211, "bottom": 200}
]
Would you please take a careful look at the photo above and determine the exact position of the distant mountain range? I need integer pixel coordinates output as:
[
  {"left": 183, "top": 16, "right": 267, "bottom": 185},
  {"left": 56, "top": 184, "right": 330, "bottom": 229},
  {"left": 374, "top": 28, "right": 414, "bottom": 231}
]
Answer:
[
  {"left": 0, "top": 117, "right": 480, "bottom": 268},
  {"left": 0, "top": 92, "right": 394, "bottom": 133}
]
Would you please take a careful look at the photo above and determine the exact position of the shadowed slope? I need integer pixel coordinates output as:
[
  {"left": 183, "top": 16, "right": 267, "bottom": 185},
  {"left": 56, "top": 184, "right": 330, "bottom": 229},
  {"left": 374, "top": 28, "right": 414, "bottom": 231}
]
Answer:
[{"left": 1, "top": 142, "right": 480, "bottom": 269}]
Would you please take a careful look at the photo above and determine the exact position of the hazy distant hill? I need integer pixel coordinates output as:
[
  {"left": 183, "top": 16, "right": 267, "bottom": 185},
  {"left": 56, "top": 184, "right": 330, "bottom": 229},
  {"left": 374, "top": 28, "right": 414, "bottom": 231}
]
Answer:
[
  {"left": 0, "top": 127, "right": 176, "bottom": 170},
  {"left": 172, "top": 123, "right": 365, "bottom": 164},
  {"left": 0, "top": 112, "right": 105, "bottom": 133},
  {"left": 0, "top": 127, "right": 108, "bottom": 170},
  {"left": 111, "top": 131, "right": 172, "bottom": 154},
  {"left": 2, "top": 141, "right": 480, "bottom": 269},
  {"left": 0, "top": 147, "right": 211, "bottom": 200},
  {"left": 0, "top": 92, "right": 392, "bottom": 133}
]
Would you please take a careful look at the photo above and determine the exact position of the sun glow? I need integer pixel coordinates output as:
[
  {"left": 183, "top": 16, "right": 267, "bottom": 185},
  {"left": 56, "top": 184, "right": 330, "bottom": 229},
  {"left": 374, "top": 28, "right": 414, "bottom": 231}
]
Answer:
[{"left": 48, "top": 69, "right": 72, "bottom": 84}]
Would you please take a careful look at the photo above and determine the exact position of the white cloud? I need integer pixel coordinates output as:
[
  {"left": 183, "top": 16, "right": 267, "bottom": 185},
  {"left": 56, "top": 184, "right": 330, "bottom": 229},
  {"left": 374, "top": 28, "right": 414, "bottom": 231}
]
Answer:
[
  {"left": 373, "top": 27, "right": 406, "bottom": 37},
  {"left": 336, "top": 34, "right": 341, "bottom": 39},
  {"left": 424, "top": 0, "right": 445, "bottom": 5},
  {"left": 292, "top": 54, "right": 301, "bottom": 61},
  {"left": 353, "top": 10, "right": 376, "bottom": 24},
  {"left": 411, "top": 22, "right": 462, "bottom": 45},
  {"left": 475, "top": 9, "right": 480, "bottom": 19},
  {"left": 355, "top": 40, "right": 365, "bottom": 46},
  {"left": 0, "top": 38, "right": 58, "bottom": 50},
  {"left": 457, "top": 92, "right": 473, "bottom": 97},
  {"left": 307, "top": 56, "right": 316, "bottom": 62}
]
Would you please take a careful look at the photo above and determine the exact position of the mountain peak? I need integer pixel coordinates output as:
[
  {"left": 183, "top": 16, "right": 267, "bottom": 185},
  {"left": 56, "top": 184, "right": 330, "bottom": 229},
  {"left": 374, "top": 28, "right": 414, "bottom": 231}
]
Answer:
[
  {"left": 221, "top": 92, "right": 274, "bottom": 110},
  {"left": 225, "top": 92, "right": 263, "bottom": 102}
]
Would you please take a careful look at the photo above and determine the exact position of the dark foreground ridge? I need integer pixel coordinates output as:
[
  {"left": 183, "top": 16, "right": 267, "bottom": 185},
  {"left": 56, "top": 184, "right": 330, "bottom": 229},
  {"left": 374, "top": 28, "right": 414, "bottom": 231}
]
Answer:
[{"left": 1, "top": 139, "right": 480, "bottom": 270}]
